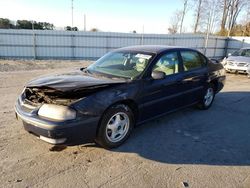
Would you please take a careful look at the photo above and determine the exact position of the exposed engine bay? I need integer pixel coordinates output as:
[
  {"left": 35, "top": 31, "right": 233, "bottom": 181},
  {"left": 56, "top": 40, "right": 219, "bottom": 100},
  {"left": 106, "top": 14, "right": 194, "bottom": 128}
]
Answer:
[{"left": 23, "top": 85, "right": 111, "bottom": 106}]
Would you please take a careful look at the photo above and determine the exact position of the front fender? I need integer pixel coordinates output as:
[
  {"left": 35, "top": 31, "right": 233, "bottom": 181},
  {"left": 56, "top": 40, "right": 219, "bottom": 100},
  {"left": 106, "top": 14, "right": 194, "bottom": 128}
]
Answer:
[{"left": 73, "top": 82, "right": 141, "bottom": 116}]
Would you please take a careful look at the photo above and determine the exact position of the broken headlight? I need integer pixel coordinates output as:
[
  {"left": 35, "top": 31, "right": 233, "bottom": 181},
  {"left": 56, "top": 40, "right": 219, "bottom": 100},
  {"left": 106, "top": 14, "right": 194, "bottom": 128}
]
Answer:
[{"left": 38, "top": 104, "right": 76, "bottom": 121}]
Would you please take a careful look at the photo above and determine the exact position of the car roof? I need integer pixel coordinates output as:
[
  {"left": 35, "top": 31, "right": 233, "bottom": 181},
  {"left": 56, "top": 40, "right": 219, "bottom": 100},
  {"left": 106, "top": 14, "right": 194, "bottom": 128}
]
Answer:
[
  {"left": 114, "top": 45, "right": 196, "bottom": 54},
  {"left": 241, "top": 47, "right": 250, "bottom": 50}
]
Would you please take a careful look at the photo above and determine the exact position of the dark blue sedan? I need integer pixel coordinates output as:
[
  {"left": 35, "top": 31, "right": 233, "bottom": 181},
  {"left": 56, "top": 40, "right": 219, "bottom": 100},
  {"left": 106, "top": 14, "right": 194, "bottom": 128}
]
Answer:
[{"left": 15, "top": 45, "right": 226, "bottom": 148}]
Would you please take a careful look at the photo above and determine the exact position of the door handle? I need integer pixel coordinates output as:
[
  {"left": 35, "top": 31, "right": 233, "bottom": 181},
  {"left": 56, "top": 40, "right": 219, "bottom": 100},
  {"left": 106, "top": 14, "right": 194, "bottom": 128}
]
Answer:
[
  {"left": 183, "top": 76, "right": 201, "bottom": 82},
  {"left": 183, "top": 77, "right": 193, "bottom": 81}
]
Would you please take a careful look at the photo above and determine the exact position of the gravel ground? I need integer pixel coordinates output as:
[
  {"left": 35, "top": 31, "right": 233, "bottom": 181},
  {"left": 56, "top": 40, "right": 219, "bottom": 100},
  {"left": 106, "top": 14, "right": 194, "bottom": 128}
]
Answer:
[
  {"left": 0, "top": 60, "right": 250, "bottom": 188},
  {"left": 0, "top": 59, "right": 91, "bottom": 72}
]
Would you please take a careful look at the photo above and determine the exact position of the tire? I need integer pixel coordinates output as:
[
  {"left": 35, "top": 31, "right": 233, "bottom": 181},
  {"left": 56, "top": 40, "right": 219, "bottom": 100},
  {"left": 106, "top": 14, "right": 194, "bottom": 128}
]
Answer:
[
  {"left": 95, "top": 104, "right": 134, "bottom": 149},
  {"left": 197, "top": 84, "right": 215, "bottom": 110}
]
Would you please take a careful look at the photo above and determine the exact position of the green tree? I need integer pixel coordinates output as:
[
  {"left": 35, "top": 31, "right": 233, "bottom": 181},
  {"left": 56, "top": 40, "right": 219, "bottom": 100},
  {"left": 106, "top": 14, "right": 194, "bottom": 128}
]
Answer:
[
  {"left": 72, "top": 27, "right": 78, "bottom": 31},
  {"left": 65, "top": 26, "right": 72, "bottom": 31},
  {"left": 34, "top": 22, "right": 43, "bottom": 30},
  {"left": 65, "top": 26, "right": 78, "bottom": 31},
  {"left": 0, "top": 18, "right": 14, "bottom": 29},
  {"left": 16, "top": 20, "right": 32, "bottom": 29},
  {"left": 16, "top": 20, "right": 54, "bottom": 30},
  {"left": 42, "top": 22, "right": 54, "bottom": 30}
]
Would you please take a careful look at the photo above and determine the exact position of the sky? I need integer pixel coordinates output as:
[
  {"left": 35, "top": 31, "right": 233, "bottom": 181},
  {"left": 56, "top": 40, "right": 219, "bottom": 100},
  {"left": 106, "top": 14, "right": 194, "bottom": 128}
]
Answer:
[{"left": 0, "top": 0, "right": 195, "bottom": 33}]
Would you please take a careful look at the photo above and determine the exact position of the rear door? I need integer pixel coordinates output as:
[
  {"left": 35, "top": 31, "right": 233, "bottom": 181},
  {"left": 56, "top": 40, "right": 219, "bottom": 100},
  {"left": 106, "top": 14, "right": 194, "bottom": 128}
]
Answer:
[
  {"left": 138, "top": 51, "right": 184, "bottom": 121},
  {"left": 179, "top": 50, "right": 208, "bottom": 105}
]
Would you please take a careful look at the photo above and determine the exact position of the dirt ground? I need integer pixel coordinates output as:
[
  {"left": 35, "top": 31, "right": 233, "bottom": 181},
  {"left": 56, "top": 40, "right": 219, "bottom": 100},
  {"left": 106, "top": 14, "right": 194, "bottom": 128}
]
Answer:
[{"left": 0, "top": 60, "right": 250, "bottom": 188}]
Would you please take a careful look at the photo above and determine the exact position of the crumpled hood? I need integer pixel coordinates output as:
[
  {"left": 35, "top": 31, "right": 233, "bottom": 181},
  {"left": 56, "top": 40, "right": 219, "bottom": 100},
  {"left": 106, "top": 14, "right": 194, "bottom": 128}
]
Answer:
[
  {"left": 227, "top": 56, "right": 250, "bottom": 63},
  {"left": 26, "top": 71, "right": 126, "bottom": 92}
]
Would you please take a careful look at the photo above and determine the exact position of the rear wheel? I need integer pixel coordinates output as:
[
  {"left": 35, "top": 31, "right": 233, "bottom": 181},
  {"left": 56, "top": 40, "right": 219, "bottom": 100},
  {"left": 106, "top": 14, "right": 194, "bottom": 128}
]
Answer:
[
  {"left": 96, "top": 104, "right": 134, "bottom": 149},
  {"left": 198, "top": 84, "right": 215, "bottom": 110}
]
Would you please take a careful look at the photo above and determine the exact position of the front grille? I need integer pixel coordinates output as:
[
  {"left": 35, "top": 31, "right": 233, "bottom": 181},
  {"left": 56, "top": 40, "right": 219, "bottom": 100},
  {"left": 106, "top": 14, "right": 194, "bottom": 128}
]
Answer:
[{"left": 237, "top": 62, "right": 247, "bottom": 67}]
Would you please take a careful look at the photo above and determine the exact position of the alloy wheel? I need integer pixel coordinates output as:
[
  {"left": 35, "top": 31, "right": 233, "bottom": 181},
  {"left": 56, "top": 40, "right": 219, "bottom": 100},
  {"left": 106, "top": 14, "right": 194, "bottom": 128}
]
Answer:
[
  {"left": 204, "top": 87, "right": 214, "bottom": 107},
  {"left": 105, "top": 112, "right": 130, "bottom": 143}
]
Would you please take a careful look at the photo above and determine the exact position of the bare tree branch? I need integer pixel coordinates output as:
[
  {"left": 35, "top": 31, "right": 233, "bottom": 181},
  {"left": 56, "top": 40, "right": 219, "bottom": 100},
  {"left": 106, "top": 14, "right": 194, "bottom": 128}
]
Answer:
[
  {"left": 193, "top": 0, "right": 203, "bottom": 33},
  {"left": 227, "top": 0, "right": 246, "bottom": 36},
  {"left": 180, "top": 0, "right": 189, "bottom": 33},
  {"left": 168, "top": 10, "right": 182, "bottom": 34}
]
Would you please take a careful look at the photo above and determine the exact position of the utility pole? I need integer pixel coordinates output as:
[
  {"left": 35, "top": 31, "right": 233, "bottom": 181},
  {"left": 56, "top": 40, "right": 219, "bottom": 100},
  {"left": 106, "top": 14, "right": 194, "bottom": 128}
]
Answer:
[
  {"left": 84, "top": 14, "right": 86, "bottom": 31},
  {"left": 71, "top": 0, "right": 74, "bottom": 28}
]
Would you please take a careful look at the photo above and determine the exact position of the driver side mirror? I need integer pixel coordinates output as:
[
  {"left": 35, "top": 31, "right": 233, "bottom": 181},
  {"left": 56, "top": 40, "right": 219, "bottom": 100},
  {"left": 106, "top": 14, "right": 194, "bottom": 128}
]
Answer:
[{"left": 151, "top": 71, "right": 165, "bottom": 80}]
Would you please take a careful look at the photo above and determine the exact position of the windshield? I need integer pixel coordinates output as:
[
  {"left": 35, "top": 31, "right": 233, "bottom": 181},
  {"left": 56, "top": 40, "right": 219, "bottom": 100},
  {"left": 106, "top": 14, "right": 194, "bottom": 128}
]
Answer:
[
  {"left": 232, "top": 49, "right": 250, "bottom": 57},
  {"left": 87, "top": 51, "right": 154, "bottom": 79}
]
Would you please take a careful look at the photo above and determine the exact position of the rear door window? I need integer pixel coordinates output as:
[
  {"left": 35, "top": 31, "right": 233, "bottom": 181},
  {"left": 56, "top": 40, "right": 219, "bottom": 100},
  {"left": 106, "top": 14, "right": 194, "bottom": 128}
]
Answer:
[{"left": 180, "top": 51, "right": 205, "bottom": 71}]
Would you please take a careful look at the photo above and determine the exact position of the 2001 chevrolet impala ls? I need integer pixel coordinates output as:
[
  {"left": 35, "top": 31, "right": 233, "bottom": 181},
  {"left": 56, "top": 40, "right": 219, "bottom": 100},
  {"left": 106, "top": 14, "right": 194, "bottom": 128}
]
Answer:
[{"left": 15, "top": 46, "right": 226, "bottom": 148}]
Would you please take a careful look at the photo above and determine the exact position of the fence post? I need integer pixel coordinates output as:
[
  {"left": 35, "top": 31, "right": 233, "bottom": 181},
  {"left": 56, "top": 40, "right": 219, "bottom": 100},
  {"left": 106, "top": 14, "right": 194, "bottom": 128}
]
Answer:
[
  {"left": 140, "top": 34, "right": 144, "bottom": 45},
  {"left": 241, "top": 39, "right": 245, "bottom": 48},
  {"left": 204, "top": 35, "right": 209, "bottom": 56},
  {"left": 106, "top": 35, "right": 109, "bottom": 53},
  {"left": 32, "top": 32, "right": 36, "bottom": 59},
  {"left": 224, "top": 37, "right": 229, "bottom": 57},
  {"left": 172, "top": 37, "right": 176, "bottom": 46},
  {"left": 213, "top": 38, "right": 218, "bottom": 58},
  {"left": 71, "top": 34, "right": 75, "bottom": 60}
]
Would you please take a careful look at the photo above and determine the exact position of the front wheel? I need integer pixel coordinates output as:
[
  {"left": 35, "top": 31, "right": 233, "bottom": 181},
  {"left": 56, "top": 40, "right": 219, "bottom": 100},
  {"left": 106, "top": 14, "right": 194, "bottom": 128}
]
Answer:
[
  {"left": 95, "top": 104, "right": 134, "bottom": 149},
  {"left": 197, "top": 84, "right": 215, "bottom": 110}
]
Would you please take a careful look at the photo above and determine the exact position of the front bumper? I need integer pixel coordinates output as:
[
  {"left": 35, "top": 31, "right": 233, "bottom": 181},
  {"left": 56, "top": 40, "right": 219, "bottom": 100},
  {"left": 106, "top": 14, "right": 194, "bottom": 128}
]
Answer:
[
  {"left": 224, "top": 64, "right": 249, "bottom": 73},
  {"left": 15, "top": 99, "right": 99, "bottom": 144}
]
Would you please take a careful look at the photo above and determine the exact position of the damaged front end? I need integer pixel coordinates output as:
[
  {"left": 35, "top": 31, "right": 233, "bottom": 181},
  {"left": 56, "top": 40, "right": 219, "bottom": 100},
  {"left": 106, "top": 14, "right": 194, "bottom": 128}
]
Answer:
[
  {"left": 15, "top": 84, "right": 116, "bottom": 144},
  {"left": 22, "top": 84, "right": 111, "bottom": 107},
  {"left": 23, "top": 87, "right": 81, "bottom": 106},
  {"left": 14, "top": 70, "right": 127, "bottom": 144}
]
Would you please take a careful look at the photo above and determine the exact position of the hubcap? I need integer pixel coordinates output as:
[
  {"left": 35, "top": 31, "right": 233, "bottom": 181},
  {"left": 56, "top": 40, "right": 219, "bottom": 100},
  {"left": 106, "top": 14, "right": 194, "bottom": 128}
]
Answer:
[
  {"left": 106, "top": 112, "right": 130, "bottom": 143},
  {"left": 204, "top": 87, "right": 214, "bottom": 106}
]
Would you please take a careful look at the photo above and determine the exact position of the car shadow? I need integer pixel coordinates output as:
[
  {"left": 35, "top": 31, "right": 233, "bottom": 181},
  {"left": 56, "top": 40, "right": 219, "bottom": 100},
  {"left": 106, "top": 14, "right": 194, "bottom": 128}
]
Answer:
[
  {"left": 112, "top": 91, "right": 250, "bottom": 166},
  {"left": 75, "top": 91, "right": 250, "bottom": 166}
]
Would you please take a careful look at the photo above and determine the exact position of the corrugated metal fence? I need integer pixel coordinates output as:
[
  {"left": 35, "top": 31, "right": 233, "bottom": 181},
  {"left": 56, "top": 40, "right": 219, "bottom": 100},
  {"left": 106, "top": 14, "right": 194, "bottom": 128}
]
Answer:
[
  {"left": 227, "top": 37, "right": 250, "bottom": 54},
  {"left": 0, "top": 29, "right": 249, "bottom": 60}
]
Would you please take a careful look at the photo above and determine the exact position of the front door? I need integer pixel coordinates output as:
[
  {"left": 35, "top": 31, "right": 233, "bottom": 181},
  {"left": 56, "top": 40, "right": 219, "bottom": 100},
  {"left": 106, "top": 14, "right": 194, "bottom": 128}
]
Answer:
[{"left": 138, "top": 51, "right": 184, "bottom": 121}]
